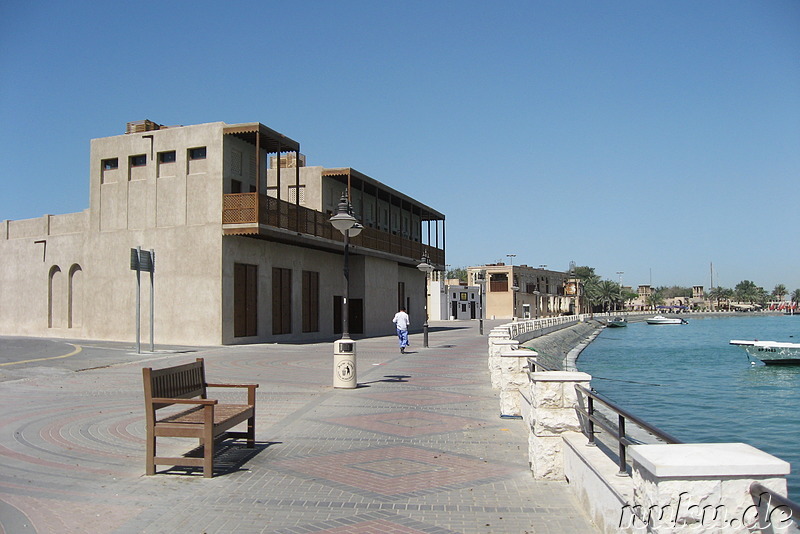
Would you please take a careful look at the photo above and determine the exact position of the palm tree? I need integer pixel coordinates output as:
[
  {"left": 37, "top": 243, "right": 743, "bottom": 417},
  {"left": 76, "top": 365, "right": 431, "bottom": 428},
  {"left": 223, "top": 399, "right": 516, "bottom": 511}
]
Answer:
[
  {"left": 574, "top": 266, "right": 601, "bottom": 314},
  {"left": 791, "top": 289, "right": 800, "bottom": 307},
  {"left": 734, "top": 280, "right": 760, "bottom": 304},
  {"left": 772, "top": 284, "right": 787, "bottom": 302},
  {"left": 646, "top": 288, "right": 665, "bottom": 309},
  {"left": 596, "top": 280, "right": 621, "bottom": 312},
  {"left": 707, "top": 286, "right": 724, "bottom": 310}
]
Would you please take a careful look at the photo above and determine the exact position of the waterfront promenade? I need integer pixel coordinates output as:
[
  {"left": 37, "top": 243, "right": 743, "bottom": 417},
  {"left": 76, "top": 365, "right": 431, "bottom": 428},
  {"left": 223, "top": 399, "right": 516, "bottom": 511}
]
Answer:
[{"left": 0, "top": 321, "right": 597, "bottom": 533}]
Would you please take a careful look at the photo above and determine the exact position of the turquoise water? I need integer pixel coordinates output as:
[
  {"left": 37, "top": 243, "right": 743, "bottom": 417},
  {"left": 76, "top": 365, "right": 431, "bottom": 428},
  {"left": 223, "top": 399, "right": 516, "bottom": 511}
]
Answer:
[{"left": 577, "top": 314, "right": 800, "bottom": 500}]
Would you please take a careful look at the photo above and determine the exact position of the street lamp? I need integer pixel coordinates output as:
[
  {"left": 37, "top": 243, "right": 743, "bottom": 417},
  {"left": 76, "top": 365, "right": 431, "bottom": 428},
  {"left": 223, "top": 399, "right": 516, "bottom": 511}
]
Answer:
[
  {"left": 616, "top": 271, "right": 624, "bottom": 312},
  {"left": 511, "top": 285, "right": 520, "bottom": 319},
  {"left": 330, "top": 192, "right": 362, "bottom": 388},
  {"left": 417, "top": 251, "right": 434, "bottom": 348}
]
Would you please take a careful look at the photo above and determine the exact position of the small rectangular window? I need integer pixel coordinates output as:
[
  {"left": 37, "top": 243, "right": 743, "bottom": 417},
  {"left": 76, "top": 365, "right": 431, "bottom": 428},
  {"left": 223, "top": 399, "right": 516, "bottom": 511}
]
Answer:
[
  {"left": 158, "top": 151, "right": 176, "bottom": 163},
  {"left": 188, "top": 147, "right": 206, "bottom": 160},
  {"left": 231, "top": 179, "right": 242, "bottom": 194},
  {"left": 289, "top": 185, "right": 305, "bottom": 204},
  {"left": 102, "top": 158, "right": 118, "bottom": 170},
  {"left": 130, "top": 154, "right": 147, "bottom": 167}
]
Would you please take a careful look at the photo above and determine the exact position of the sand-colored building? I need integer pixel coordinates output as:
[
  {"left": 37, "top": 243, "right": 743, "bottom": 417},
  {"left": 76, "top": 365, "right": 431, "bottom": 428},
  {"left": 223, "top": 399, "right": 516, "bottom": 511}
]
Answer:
[
  {"left": 466, "top": 264, "right": 577, "bottom": 320},
  {"left": 0, "top": 120, "right": 445, "bottom": 345}
]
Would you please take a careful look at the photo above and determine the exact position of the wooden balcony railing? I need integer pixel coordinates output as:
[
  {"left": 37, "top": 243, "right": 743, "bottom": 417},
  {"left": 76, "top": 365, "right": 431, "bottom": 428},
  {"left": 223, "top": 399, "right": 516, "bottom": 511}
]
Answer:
[{"left": 223, "top": 193, "right": 444, "bottom": 265}]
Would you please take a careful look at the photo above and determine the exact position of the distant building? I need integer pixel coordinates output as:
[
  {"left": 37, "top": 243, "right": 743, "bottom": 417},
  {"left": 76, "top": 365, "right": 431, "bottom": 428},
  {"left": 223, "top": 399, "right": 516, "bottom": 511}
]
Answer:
[
  {"left": 445, "top": 285, "right": 482, "bottom": 320},
  {"left": 1, "top": 120, "right": 445, "bottom": 345},
  {"left": 466, "top": 264, "right": 577, "bottom": 320}
]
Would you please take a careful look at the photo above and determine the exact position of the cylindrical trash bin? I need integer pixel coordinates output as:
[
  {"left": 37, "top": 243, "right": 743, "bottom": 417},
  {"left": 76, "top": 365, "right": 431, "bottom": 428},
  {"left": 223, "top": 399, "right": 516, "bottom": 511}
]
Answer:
[{"left": 333, "top": 339, "right": 357, "bottom": 388}]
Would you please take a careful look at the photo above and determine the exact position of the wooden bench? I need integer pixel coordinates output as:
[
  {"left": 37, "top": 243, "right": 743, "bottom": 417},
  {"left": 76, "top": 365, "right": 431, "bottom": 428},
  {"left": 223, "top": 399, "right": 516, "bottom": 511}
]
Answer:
[{"left": 142, "top": 358, "right": 258, "bottom": 478}]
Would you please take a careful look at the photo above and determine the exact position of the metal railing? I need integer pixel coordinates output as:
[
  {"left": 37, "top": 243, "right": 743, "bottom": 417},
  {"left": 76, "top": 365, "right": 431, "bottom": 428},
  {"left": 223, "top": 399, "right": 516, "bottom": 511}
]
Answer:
[
  {"left": 749, "top": 482, "right": 800, "bottom": 527},
  {"left": 222, "top": 193, "right": 444, "bottom": 265},
  {"left": 501, "top": 315, "right": 583, "bottom": 339},
  {"left": 574, "top": 384, "right": 683, "bottom": 476}
]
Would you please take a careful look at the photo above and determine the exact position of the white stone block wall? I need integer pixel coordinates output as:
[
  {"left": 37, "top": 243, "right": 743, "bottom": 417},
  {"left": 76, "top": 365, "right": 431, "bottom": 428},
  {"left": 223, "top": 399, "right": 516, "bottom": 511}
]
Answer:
[
  {"left": 487, "top": 329, "right": 516, "bottom": 389},
  {"left": 627, "top": 443, "right": 796, "bottom": 533},
  {"left": 498, "top": 346, "right": 528, "bottom": 416},
  {"left": 529, "top": 371, "right": 591, "bottom": 479}
]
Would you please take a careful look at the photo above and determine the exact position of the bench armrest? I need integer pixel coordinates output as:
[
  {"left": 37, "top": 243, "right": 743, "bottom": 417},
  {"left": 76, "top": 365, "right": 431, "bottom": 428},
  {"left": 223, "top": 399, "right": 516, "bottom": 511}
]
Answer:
[
  {"left": 206, "top": 383, "right": 258, "bottom": 405},
  {"left": 206, "top": 383, "right": 259, "bottom": 389},
  {"left": 150, "top": 397, "right": 218, "bottom": 406}
]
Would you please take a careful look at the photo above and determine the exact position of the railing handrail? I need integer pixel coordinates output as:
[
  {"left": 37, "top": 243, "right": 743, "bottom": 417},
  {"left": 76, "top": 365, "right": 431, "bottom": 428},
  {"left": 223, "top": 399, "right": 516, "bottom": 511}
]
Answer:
[
  {"left": 574, "top": 383, "right": 682, "bottom": 476},
  {"left": 749, "top": 482, "right": 800, "bottom": 523}
]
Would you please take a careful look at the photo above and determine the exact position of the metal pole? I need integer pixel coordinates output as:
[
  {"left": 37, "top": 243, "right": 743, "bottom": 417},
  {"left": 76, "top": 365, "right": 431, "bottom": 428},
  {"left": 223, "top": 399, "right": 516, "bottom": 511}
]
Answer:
[
  {"left": 136, "top": 246, "right": 141, "bottom": 354},
  {"left": 423, "top": 271, "right": 429, "bottom": 348},
  {"left": 479, "top": 279, "right": 484, "bottom": 335},
  {"left": 342, "top": 231, "right": 350, "bottom": 339},
  {"left": 149, "top": 249, "right": 155, "bottom": 352},
  {"left": 617, "top": 415, "right": 628, "bottom": 476}
]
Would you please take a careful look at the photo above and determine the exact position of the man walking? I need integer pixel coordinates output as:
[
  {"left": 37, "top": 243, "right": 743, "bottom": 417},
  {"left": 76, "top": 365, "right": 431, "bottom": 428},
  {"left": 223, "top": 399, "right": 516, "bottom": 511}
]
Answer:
[{"left": 392, "top": 307, "right": 410, "bottom": 353}]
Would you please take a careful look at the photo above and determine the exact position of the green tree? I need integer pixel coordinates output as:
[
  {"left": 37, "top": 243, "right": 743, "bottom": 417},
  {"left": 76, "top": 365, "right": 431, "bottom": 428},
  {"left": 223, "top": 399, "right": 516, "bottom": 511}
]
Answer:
[
  {"left": 574, "top": 266, "right": 601, "bottom": 314},
  {"left": 622, "top": 288, "right": 638, "bottom": 308},
  {"left": 707, "top": 286, "right": 732, "bottom": 310},
  {"left": 792, "top": 289, "right": 800, "bottom": 305},
  {"left": 597, "top": 280, "right": 621, "bottom": 312},
  {"left": 574, "top": 266, "right": 599, "bottom": 283},
  {"left": 658, "top": 285, "right": 692, "bottom": 299},
  {"left": 734, "top": 280, "right": 760, "bottom": 304},
  {"left": 446, "top": 267, "right": 467, "bottom": 283},
  {"left": 646, "top": 289, "right": 665, "bottom": 309},
  {"left": 772, "top": 284, "right": 787, "bottom": 301}
]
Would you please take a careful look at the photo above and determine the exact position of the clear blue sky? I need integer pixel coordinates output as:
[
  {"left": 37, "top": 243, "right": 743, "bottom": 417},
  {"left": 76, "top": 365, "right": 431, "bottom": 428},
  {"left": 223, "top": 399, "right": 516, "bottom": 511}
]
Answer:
[{"left": 2, "top": 1, "right": 798, "bottom": 293}]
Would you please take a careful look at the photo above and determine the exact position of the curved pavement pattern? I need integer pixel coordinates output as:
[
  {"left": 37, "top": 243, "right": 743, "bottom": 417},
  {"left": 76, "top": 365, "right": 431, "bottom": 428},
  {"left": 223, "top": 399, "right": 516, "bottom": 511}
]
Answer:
[{"left": 0, "top": 322, "right": 597, "bottom": 533}]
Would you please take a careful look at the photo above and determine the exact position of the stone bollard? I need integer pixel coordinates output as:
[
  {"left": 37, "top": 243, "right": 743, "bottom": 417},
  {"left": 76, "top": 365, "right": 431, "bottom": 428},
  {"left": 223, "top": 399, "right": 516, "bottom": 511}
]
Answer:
[
  {"left": 488, "top": 328, "right": 515, "bottom": 389},
  {"left": 498, "top": 345, "right": 528, "bottom": 417},
  {"left": 625, "top": 443, "right": 794, "bottom": 533},
  {"left": 529, "top": 370, "right": 591, "bottom": 480}
]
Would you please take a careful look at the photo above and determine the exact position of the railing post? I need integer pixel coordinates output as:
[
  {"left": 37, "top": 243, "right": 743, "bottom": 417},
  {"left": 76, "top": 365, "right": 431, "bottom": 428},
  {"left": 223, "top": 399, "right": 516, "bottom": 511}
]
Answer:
[
  {"left": 617, "top": 414, "right": 627, "bottom": 476},
  {"left": 587, "top": 396, "right": 595, "bottom": 446}
]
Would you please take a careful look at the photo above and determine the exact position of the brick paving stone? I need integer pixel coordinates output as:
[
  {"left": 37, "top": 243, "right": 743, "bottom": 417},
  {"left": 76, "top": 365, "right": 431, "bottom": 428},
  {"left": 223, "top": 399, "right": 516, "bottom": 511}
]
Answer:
[{"left": 0, "top": 321, "right": 598, "bottom": 533}]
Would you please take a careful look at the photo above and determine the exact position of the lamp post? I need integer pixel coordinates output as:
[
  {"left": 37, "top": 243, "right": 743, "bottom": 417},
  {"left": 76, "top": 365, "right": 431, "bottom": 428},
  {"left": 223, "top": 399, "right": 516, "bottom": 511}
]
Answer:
[
  {"left": 478, "top": 269, "right": 485, "bottom": 335},
  {"left": 417, "top": 251, "right": 434, "bottom": 348},
  {"left": 616, "top": 271, "right": 624, "bottom": 312},
  {"left": 330, "top": 192, "right": 362, "bottom": 388},
  {"left": 533, "top": 290, "right": 540, "bottom": 319},
  {"left": 511, "top": 285, "right": 519, "bottom": 319}
]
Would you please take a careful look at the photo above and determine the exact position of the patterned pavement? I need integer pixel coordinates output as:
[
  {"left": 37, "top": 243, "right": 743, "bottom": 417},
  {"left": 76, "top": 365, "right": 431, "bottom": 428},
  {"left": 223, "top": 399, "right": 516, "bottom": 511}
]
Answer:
[{"left": 0, "top": 321, "right": 597, "bottom": 533}]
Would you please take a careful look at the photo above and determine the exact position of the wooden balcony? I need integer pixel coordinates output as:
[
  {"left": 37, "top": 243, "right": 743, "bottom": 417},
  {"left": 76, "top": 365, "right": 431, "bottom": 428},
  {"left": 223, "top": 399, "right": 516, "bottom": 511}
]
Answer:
[{"left": 222, "top": 193, "right": 444, "bottom": 266}]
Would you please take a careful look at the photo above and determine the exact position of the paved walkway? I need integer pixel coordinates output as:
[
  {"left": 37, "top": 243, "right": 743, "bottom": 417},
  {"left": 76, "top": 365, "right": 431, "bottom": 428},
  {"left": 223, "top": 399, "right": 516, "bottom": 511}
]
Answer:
[{"left": 0, "top": 321, "right": 597, "bottom": 533}]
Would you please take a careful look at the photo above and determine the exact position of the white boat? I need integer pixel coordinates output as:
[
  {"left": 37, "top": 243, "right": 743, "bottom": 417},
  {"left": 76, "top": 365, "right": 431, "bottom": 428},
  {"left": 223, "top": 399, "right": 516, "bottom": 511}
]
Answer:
[
  {"left": 729, "top": 340, "right": 800, "bottom": 365},
  {"left": 646, "top": 315, "right": 688, "bottom": 325}
]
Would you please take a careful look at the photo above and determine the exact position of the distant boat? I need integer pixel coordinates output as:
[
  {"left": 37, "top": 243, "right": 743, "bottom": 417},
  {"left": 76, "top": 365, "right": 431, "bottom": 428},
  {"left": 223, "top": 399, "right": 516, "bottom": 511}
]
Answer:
[
  {"left": 729, "top": 340, "right": 800, "bottom": 365},
  {"left": 646, "top": 315, "right": 688, "bottom": 325},
  {"left": 607, "top": 317, "right": 627, "bottom": 328}
]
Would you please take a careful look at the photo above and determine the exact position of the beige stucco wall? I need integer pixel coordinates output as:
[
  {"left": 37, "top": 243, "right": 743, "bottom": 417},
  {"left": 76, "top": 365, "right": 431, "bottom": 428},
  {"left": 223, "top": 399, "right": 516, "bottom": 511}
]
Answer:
[
  {"left": 219, "top": 238, "right": 426, "bottom": 344},
  {"left": 1, "top": 120, "right": 436, "bottom": 347},
  {"left": 1, "top": 122, "right": 227, "bottom": 345}
]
